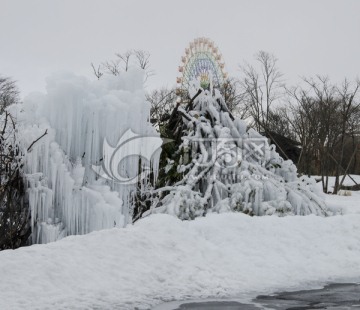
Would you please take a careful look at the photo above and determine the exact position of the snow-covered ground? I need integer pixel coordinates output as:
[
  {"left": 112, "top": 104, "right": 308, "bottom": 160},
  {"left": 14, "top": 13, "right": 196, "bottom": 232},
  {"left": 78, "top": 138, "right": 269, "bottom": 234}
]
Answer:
[
  {"left": 315, "top": 175, "right": 360, "bottom": 215},
  {"left": 0, "top": 182, "right": 359, "bottom": 310}
]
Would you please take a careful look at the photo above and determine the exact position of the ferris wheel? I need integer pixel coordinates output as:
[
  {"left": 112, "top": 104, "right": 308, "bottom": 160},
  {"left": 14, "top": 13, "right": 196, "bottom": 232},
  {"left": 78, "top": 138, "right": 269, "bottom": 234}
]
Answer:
[{"left": 176, "top": 37, "right": 227, "bottom": 96}]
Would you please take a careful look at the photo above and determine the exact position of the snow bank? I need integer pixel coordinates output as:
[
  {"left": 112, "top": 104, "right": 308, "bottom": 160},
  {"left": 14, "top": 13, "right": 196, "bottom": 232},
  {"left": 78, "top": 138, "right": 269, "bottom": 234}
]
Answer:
[
  {"left": 325, "top": 192, "right": 360, "bottom": 214},
  {"left": 16, "top": 70, "right": 160, "bottom": 243},
  {"left": 312, "top": 176, "right": 360, "bottom": 215},
  {"left": 1, "top": 212, "right": 359, "bottom": 309}
]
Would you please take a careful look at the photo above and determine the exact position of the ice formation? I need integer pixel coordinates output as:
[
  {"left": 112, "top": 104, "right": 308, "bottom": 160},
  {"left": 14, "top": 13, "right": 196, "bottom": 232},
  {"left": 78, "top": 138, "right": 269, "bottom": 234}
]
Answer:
[
  {"left": 16, "top": 70, "right": 160, "bottom": 243},
  {"left": 151, "top": 84, "right": 328, "bottom": 219}
]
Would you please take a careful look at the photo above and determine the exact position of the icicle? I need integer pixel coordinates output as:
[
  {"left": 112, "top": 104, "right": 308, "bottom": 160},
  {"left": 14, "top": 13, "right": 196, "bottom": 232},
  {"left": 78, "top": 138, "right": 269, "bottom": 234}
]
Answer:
[{"left": 19, "top": 70, "right": 160, "bottom": 243}]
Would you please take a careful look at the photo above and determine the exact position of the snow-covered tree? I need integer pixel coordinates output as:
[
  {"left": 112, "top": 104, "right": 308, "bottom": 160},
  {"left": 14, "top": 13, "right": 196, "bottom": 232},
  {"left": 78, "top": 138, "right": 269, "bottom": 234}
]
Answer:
[{"left": 148, "top": 82, "right": 328, "bottom": 219}]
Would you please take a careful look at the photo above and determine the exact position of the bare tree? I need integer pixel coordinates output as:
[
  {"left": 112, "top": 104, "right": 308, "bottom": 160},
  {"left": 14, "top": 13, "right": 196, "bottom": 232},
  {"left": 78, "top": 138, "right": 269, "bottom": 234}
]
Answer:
[
  {"left": 115, "top": 50, "right": 133, "bottom": 72},
  {"left": 91, "top": 63, "right": 103, "bottom": 80},
  {"left": 146, "top": 87, "right": 177, "bottom": 129},
  {"left": 0, "top": 110, "right": 48, "bottom": 250},
  {"left": 91, "top": 49, "right": 154, "bottom": 82},
  {"left": 220, "top": 77, "right": 250, "bottom": 119},
  {"left": 266, "top": 106, "right": 296, "bottom": 140},
  {"left": 346, "top": 104, "right": 360, "bottom": 173},
  {"left": 102, "top": 59, "right": 121, "bottom": 76},
  {"left": 304, "top": 77, "right": 346, "bottom": 192},
  {"left": 284, "top": 86, "right": 325, "bottom": 176},
  {"left": 0, "top": 76, "right": 20, "bottom": 113},
  {"left": 134, "top": 50, "right": 150, "bottom": 70},
  {"left": 284, "top": 76, "right": 360, "bottom": 193},
  {"left": 0, "top": 111, "right": 28, "bottom": 250},
  {"left": 134, "top": 50, "right": 154, "bottom": 82},
  {"left": 333, "top": 79, "right": 360, "bottom": 193},
  {"left": 0, "top": 76, "right": 49, "bottom": 249},
  {"left": 239, "top": 51, "right": 283, "bottom": 131}
]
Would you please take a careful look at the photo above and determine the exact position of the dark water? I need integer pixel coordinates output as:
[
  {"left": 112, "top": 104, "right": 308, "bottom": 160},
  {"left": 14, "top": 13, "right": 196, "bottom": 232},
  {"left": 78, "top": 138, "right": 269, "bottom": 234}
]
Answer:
[
  {"left": 256, "top": 282, "right": 360, "bottom": 309},
  {"left": 174, "top": 301, "right": 258, "bottom": 309},
  {"left": 164, "top": 283, "right": 360, "bottom": 309}
]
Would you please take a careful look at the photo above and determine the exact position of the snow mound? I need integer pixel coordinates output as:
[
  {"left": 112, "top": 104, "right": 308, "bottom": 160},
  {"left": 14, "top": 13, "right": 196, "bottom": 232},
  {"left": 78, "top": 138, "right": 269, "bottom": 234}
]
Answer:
[{"left": 0, "top": 213, "right": 359, "bottom": 309}]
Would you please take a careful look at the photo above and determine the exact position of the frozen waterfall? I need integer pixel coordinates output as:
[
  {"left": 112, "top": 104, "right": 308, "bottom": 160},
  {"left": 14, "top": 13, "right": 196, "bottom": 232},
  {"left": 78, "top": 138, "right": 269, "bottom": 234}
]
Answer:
[{"left": 18, "top": 70, "right": 160, "bottom": 243}]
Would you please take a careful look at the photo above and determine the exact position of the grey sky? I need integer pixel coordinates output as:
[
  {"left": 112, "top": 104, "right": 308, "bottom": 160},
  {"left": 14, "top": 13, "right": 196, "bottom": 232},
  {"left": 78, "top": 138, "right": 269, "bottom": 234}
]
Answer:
[{"left": 1, "top": 0, "right": 359, "bottom": 97}]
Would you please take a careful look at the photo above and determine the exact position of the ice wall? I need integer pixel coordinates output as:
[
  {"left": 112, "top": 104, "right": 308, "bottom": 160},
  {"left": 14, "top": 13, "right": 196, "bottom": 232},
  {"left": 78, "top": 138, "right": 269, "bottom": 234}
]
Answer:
[{"left": 19, "top": 70, "right": 159, "bottom": 243}]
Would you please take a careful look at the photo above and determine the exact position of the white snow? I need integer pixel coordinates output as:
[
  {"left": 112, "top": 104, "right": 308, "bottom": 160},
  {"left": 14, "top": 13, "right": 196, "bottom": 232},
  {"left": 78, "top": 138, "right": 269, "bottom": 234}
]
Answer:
[
  {"left": 315, "top": 175, "right": 360, "bottom": 215},
  {"left": 0, "top": 194, "right": 359, "bottom": 309}
]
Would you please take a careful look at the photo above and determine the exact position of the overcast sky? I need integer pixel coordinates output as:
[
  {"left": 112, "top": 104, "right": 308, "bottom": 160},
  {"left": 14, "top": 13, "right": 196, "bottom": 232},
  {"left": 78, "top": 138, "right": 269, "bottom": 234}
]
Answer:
[{"left": 1, "top": 0, "right": 359, "bottom": 97}]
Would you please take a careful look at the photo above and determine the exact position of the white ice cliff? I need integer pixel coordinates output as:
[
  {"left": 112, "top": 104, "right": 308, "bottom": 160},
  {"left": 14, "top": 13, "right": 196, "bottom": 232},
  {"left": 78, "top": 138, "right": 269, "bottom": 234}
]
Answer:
[{"left": 17, "top": 70, "right": 160, "bottom": 243}]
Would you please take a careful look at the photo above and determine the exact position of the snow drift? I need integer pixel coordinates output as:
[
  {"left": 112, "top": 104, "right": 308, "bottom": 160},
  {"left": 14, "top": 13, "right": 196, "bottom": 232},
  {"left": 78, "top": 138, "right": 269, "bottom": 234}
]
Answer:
[{"left": 0, "top": 212, "right": 359, "bottom": 309}]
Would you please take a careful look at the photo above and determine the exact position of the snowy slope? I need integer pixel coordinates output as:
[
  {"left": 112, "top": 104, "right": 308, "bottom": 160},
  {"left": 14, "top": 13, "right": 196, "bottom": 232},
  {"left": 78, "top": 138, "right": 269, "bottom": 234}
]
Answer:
[
  {"left": 1, "top": 210, "right": 360, "bottom": 309},
  {"left": 315, "top": 175, "right": 360, "bottom": 214},
  {"left": 325, "top": 191, "right": 360, "bottom": 214}
]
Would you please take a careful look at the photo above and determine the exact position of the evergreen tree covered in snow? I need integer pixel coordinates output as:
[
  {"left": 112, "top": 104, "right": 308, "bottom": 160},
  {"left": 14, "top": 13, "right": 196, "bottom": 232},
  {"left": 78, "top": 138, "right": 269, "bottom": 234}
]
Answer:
[{"left": 150, "top": 83, "right": 328, "bottom": 219}]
